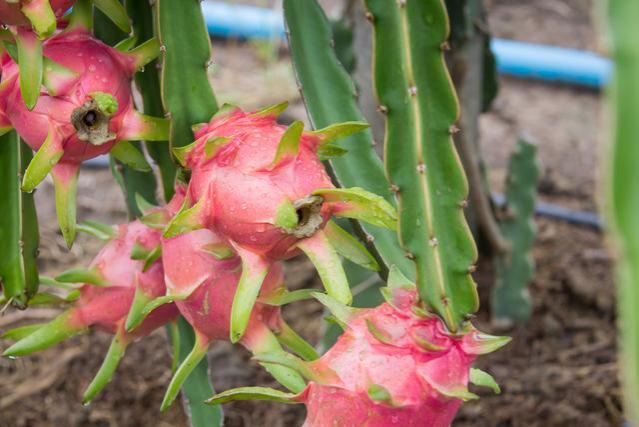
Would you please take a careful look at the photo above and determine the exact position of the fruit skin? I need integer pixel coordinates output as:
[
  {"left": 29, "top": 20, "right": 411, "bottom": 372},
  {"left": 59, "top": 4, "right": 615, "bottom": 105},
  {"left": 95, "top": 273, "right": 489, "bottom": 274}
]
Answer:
[
  {"left": 296, "top": 287, "right": 492, "bottom": 427},
  {"left": 182, "top": 107, "right": 335, "bottom": 261}
]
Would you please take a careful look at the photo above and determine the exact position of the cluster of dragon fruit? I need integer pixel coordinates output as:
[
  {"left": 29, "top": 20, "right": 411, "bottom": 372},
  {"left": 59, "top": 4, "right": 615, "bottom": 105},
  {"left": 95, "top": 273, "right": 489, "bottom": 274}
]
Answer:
[{"left": 1, "top": 1, "right": 508, "bottom": 425}]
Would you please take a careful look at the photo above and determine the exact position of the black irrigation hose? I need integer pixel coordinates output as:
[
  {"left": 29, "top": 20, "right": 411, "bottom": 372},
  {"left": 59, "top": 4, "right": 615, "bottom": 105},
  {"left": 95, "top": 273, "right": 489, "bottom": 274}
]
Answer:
[{"left": 492, "top": 193, "right": 602, "bottom": 230}]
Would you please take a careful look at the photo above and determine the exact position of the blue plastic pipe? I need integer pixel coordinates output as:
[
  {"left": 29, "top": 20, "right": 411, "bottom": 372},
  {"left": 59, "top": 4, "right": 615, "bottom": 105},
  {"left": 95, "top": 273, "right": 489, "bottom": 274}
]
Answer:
[
  {"left": 491, "top": 39, "right": 612, "bottom": 88},
  {"left": 200, "top": 1, "right": 612, "bottom": 88}
]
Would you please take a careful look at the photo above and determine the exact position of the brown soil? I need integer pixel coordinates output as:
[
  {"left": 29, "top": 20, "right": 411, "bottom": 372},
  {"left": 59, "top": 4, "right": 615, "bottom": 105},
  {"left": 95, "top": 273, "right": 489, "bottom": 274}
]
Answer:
[{"left": 1, "top": 0, "right": 621, "bottom": 426}]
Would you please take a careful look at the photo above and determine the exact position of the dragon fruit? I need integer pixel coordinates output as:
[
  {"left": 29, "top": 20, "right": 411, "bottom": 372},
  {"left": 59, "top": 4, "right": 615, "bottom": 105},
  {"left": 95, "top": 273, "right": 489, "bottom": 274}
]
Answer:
[
  {"left": 166, "top": 103, "right": 396, "bottom": 342},
  {"left": 0, "top": 14, "right": 168, "bottom": 247},
  {"left": 2, "top": 199, "right": 182, "bottom": 403},
  {"left": 207, "top": 278, "right": 508, "bottom": 427},
  {"left": 152, "top": 227, "right": 317, "bottom": 410}
]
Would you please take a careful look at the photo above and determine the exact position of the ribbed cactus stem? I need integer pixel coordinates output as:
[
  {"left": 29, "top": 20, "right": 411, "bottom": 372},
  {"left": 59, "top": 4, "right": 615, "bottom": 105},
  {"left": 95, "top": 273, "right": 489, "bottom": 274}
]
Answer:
[
  {"left": 491, "top": 137, "right": 539, "bottom": 324},
  {"left": 364, "top": 0, "right": 478, "bottom": 330}
]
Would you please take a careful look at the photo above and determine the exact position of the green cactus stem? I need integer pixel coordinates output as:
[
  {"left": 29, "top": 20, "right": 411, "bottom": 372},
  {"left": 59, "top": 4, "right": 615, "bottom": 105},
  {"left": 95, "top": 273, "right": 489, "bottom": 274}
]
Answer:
[
  {"left": 156, "top": 0, "right": 217, "bottom": 153},
  {"left": 491, "top": 137, "right": 539, "bottom": 324},
  {"left": 364, "top": 0, "right": 478, "bottom": 331},
  {"left": 606, "top": 0, "right": 639, "bottom": 422},
  {"left": 0, "top": 132, "right": 39, "bottom": 308}
]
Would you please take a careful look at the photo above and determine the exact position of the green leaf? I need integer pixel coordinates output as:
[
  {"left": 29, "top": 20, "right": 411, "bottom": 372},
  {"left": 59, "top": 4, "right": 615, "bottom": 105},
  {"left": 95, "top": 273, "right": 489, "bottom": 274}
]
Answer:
[
  {"left": 206, "top": 386, "right": 299, "bottom": 406},
  {"left": 367, "top": 383, "right": 393, "bottom": 404},
  {"left": 1, "top": 323, "right": 46, "bottom": 340},
  {"left": 230, "top": 247, "right": 269, "bottom": 343},
  {"left": 82, "top": 329, "right": 128, "bottom": 403}
]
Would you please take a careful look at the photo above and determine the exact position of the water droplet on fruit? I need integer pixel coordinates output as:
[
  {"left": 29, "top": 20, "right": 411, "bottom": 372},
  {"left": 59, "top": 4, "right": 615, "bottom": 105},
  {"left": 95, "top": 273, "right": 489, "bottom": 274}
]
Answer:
[{"left": 88, "top": 64, "right": 96, "bottom": 72}]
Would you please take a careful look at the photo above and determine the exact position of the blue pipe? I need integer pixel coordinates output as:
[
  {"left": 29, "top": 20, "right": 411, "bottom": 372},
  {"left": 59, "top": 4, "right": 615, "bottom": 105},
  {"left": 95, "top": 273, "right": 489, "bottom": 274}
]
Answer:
[
  {"left": 491, "top": 39, "right": 611, "bottom": 88},
  {"left": 200, "top": 1, "right": 612, "bottom": 88},
  {"left": 201, "top": 1, "right": 284, "bottom": 39}
]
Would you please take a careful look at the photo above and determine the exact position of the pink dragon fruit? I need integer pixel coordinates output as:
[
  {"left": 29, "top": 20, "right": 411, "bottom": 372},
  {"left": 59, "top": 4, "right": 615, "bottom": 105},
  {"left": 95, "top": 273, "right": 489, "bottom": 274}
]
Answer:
[
  {"left": 167, "top": 103, "right": 396, "bottom": 342},
  {"left": 153, "top": 227, "right": 317, "bottom": 410},
  {"left": 0, "top": 0, "right": 75, "bottom": 37},
  {"left": 2, "top": 200, "right": 182, "bottom": 403},
  {"left": 208, "top": 283, "right": 508, "bottom": 427},
  {"left": 0, "top": 20, "right": 168, "bottom": 247}
]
